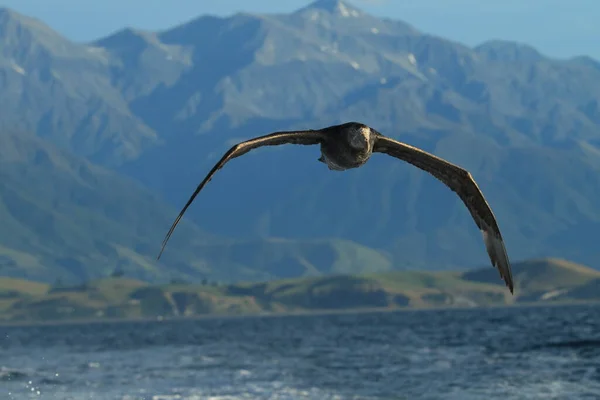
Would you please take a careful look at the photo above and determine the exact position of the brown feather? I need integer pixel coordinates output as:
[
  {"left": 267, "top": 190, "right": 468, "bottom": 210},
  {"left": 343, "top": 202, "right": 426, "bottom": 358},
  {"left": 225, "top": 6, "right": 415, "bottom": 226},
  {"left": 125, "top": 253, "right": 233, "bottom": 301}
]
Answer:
[
  {"left": 157, "top": 129, "right": 325, "bottom": 260},
  {"left": 373, "top": 134, "right": 514, "bottom": 294}
]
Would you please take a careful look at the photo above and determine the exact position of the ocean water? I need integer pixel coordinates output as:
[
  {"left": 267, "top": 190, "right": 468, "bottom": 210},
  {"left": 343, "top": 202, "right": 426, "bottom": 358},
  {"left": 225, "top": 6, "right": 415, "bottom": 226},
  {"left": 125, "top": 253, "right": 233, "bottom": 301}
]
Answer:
[{"left": 3, "top": 304, "right": 600, "bottom": 399}]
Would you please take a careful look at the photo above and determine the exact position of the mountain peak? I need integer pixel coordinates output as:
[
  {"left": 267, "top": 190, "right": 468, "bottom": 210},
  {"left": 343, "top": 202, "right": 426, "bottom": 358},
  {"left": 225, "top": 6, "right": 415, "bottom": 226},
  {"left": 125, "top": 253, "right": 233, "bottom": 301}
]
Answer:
[
  {"left": 570, "top": 55, "right": 600, "bottom": 70},
  {"left": 94, "top": 27, "right": 153, "bottom": 48},
  {"left": 0, "top": 7, "right": 49, "bottom": 31},
  {"left": 297, "top": 0, "right": 363, "bottom": 17},
  {"left": 0, "top": 6, "right": 73, "bottom": 51},
  {"left": 0, "top": 7, "right": 29, "bottom": 29},
  {"left": 474, "top": 39, "right": 544, "bottom": 62},
  {"left": 0, "top": 7, "right": 16, "bottom": 19}
]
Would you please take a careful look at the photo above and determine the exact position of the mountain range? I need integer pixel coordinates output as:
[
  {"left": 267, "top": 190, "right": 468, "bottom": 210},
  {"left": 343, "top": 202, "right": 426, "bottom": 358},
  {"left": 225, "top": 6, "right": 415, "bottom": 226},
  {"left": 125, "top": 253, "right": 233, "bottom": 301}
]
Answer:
[{"left": 1, "top": 0, "right": 600, "bottom": 283}]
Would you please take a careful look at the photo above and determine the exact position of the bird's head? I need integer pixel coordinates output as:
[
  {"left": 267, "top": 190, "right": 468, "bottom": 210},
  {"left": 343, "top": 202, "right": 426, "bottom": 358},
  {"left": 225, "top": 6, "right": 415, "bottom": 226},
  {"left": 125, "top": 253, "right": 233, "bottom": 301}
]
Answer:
[{"left": 347, "top": 124, "right": 372, "bottom": 151}]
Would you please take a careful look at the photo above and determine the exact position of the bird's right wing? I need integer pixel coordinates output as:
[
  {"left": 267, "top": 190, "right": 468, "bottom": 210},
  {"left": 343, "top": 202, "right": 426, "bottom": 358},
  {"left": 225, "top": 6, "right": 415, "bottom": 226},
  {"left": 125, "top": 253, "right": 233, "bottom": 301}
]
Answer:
[
  {"left": 373, "top": 134, "right": 514, "bottom": 294},
  {"left": 157, "top": 129, "right": 326, "bottom": 260}
]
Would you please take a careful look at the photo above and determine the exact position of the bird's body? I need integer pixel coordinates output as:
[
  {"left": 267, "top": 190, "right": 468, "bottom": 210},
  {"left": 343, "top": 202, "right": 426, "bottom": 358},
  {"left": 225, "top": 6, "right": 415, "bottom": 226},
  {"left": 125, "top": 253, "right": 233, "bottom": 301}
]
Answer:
[
  {"left": 157, "top": 122, "right": 515, "bottom": 294},
  {"left": 317, "top": 123, "right": 375, "bottom": 171}
]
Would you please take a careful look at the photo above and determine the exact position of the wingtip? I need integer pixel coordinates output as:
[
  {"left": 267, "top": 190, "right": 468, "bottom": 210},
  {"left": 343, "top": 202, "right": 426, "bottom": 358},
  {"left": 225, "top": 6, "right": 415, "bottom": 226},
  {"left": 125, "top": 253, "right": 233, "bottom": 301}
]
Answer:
[
  {"left": 502, "top": 272, "right": 514, "bottom": 295},
  {"left": 482, "top": 230, "right": 515, "bottom": 296},
  {"left": 156, "top": 245, "right": 166, "bottom": 261},
  {"left": 503, "top": 271, "right": 514, "bottom": 295},
  {"left": 505, "top": 264, "right": 515, "bottom": 295}
]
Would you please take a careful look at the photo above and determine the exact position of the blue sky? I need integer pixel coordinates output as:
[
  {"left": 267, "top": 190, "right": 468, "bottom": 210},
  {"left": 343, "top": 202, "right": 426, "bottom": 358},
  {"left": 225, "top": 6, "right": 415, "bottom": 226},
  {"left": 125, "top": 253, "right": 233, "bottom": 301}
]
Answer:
[{"left": 0, "top": 0, "right": 597, "bottom": 60}]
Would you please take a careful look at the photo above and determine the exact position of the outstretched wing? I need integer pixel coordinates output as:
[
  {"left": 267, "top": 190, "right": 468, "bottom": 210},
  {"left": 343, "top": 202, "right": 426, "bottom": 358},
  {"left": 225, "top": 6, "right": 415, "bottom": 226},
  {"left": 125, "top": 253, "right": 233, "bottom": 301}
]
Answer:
[
  {"left": 157, "top": 129, "right": 325, "bottom": 260},
  {"left": 373, "top": 134, "right": 514, "bottom": 294}
]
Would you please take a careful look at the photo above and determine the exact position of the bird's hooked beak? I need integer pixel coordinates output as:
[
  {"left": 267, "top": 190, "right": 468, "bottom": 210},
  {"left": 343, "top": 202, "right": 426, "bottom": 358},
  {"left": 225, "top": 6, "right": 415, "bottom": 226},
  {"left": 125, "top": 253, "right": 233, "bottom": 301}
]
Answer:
[
  {"left": 349, "top": 126, "right": 372, "bottom": 151},
  {"left": 363, "top": 130, "right": 372, "bottom": 151}
]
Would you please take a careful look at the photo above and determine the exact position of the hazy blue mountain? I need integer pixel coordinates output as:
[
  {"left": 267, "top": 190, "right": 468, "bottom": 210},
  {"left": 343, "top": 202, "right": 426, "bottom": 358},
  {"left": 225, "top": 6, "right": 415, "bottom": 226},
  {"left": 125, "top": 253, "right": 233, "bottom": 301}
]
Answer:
[
  {"left": 1, "top": 0, "right": 600, "bottom": 281},
  {"left": 0, "top": 8, "right": 159, "bottom": 166},
  {"left": 0, "top": 130, "right": 392, "bottom": 283},
  {"left": 0, "top": 130, "right": 212, "bottom": 283}
]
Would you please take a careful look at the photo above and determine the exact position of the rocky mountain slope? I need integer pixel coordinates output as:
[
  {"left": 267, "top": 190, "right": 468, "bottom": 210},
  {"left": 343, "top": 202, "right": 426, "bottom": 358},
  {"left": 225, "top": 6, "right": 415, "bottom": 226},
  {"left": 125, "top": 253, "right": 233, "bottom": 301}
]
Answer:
[{"left": 1, "top": 0, "right": 600, "bottom": 281}]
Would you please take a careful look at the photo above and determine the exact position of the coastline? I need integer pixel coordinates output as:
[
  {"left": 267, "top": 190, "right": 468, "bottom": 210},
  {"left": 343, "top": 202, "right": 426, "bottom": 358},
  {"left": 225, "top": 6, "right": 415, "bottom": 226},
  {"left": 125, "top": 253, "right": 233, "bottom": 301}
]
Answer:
[{"left": 2, "top": 299, "right": 599, "bottom": 328}]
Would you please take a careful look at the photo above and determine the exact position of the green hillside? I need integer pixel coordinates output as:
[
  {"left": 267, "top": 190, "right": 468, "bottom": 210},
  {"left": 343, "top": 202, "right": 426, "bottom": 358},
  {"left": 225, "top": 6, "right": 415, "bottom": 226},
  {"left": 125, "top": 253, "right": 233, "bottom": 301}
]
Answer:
[{"left": 2, "top": 258, "right": 599, "bottom": 323}]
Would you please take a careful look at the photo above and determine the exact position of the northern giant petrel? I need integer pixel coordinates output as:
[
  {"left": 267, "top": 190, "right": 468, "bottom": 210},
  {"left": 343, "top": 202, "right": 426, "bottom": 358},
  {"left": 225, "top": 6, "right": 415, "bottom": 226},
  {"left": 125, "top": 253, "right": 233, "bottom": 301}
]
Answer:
[{"left": 157, "top": 122, "right": 514, "bottom": 294}]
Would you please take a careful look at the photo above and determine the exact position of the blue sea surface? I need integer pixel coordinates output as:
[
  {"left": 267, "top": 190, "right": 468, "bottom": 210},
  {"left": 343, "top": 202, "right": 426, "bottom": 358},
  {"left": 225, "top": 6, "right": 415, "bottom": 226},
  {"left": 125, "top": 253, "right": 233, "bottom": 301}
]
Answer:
[{"left": 3, "top": 304, "right": 600, "bottom": 399}]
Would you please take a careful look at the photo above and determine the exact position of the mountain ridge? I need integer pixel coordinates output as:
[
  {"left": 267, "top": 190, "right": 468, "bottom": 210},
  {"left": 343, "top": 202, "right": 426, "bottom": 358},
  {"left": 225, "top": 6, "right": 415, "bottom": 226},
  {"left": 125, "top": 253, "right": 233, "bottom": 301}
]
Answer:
[{"left": 1, "top": 1, "right": 600, "bottom": 281}]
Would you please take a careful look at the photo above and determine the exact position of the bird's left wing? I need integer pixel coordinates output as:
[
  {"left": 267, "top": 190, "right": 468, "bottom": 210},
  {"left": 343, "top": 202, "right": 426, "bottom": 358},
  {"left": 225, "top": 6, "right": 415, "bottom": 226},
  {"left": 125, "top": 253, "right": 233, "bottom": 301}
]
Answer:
[
  {"left": 157, "top": 129, "right": 325, "bottom": 260},
  {"left": 373, "top": 134, "right": 514, "bottom": 294}
]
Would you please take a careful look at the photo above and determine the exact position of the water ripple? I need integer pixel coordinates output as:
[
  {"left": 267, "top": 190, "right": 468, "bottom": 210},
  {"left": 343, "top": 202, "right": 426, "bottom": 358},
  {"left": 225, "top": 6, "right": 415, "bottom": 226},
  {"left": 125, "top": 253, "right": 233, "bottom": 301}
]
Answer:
[{"left": 3, "top": 304, "right": 600, "bottom": 399}]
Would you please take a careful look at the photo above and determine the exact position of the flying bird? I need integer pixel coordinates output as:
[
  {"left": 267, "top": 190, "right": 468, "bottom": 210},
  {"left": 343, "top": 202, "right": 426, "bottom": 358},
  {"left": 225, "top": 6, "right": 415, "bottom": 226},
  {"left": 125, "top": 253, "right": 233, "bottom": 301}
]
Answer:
[{"left": 157, "top": 122, "right": 514, "bottom": 294}]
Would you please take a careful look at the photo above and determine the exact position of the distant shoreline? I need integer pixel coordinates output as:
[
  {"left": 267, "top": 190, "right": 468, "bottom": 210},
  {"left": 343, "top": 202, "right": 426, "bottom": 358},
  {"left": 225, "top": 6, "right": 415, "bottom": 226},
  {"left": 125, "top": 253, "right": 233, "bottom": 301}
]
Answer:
[
  {"left": 3, "top": 259, "right": 599, "bottom": 327},
  {"left": 2, "top": 299, "right": 599, "bottom": 328}
]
